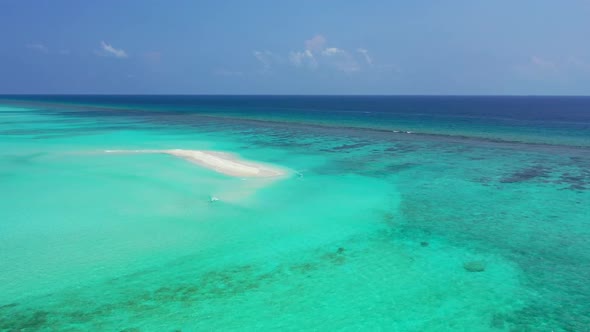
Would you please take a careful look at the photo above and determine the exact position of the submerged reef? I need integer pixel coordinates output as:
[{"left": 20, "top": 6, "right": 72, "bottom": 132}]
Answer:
[
  {"left": 463, "top": 261, "right": 486, "bottom": 272},
  {"left": 0, "top": 246, "right": 349, "bottom": 331}
]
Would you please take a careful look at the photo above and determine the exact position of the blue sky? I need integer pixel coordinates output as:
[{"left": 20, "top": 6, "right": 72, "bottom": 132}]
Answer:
[{"left": 1, "top": 0, "right": 590, "bottom": 95}]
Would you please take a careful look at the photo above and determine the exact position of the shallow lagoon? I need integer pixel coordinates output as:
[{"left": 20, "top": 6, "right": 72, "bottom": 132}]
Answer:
[{"left": 0, "top": 97, "right": 589, "bottom": 331}]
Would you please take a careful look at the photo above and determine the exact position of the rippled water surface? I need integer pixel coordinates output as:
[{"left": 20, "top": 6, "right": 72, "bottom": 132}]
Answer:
[{"left": 0, "top": 96, "right": 589, "bottom": 331}]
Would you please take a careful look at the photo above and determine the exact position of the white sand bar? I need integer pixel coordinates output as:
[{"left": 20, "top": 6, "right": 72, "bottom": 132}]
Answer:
[{"left": 105, "top": 149, "right": 287, "bottom": 178}]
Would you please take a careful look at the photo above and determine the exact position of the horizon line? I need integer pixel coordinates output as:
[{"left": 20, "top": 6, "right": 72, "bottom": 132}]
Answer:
[{"left": 2, "top": 93, "right": 590, "bottom": 98}]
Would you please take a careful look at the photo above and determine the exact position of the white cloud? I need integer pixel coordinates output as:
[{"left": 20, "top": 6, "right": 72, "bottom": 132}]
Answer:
[
  {"left": 567, "top": 56, "right": 590, "bottom": 72},
  {"left": 292, "top": 37, "right": 362, "bottom": 73},
  {"left": 321, "top": 47, "right": 345, "bottom": 56},
  {"left": 320, "top": 48, "right": 360, "bottom": 73},
  {"left": 305, "top": 35, "right": 326, "bottom": 52},
  {"left": 26, "top": 43, "right": 48, "bottom": 53},
  {"left": 26, "top": 43, "right": 72, "bottom": 56},
  {"left": 529, "top": 55, "right": 590, "bottom": 72},
  {"left": 289, "top": 49, "right": 317, "bottom": 69},
  {"left": 253, "top": 50, "right": 285, "bottom": 72},
  {"left": 517, "top": 55, "right": 590, "bottom": 80},
  {"left": 325, "top": 52, "right": 360, "bottom": 73},
  {"left": 357, "top": 48, "right": 373, "bottom": 66},
  {"left": 253, "top": 50, "right": 274, "bottom": 71},
  {"left": 253, "top": 35, "right": 387, "bottom": 74},
  {"left": 531, "top": 56, "right": 556, "bottom": 69},
  {"left": 100, "top": 41, "right": 128, "bottom": 58},
  {"left": 515, "top": 55, "right": 560, "bottom": 79}
]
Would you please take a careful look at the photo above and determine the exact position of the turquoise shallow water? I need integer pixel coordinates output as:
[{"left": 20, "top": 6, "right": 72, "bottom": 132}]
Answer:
[{"left": 0, "top": 97, "right": 589, "bottom": 331}]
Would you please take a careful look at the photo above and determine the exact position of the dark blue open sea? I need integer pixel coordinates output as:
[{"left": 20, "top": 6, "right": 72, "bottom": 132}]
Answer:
[{"left": 0, "top": 95, "right": 589, "bottom": 331}]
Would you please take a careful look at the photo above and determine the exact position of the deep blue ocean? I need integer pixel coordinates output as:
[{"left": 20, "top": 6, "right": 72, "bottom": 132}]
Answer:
[{"left": 4, "top": 95, "right": 590, "bottom": 146}]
